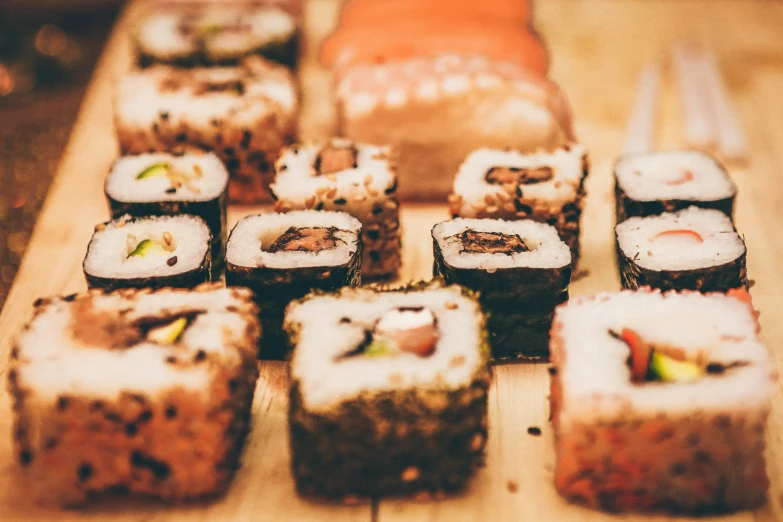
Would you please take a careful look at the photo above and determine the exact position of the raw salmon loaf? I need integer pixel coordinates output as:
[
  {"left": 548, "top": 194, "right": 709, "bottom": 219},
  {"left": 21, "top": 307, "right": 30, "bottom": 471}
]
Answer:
[
  {"left": 270, "top": 139, "right": 401, "bottom": 279},
  {"left": 616, "top": 207, "right": 747, "bottom": 293},
  {"left": 285, "top": 282, "right": 489, "bottom": 500},
  {"left": 450, "top": 144, "right": 588, "bottom": 262},
  {"left": 105, "top": 152, "right": 228, "bottom": 276},
  {"left": 115, "top": 56, "right": 297, "bottom": 203},
  {"left": 432, "top": 218, "right": 570, "bottom": 360},
  {"left": 136, "top": 4, "right": 298, "bottom": 67},
  {"left": 336, "top": 54, "right": 573, "bottom": 199},
  {"left": 615, "top": 150, "right": 736, "bottom": 223},
  {"left": 549, "top": 289, "right": 775, "bottom": 513},
  {"left": 7, "top": 284, "right": 261, "bottom": 507},
  {"left": 84, "top": 214, "right": 212, "bottom": 291},
  {"left": 226, "top": 210, "right": 362, "bottom": 359}
]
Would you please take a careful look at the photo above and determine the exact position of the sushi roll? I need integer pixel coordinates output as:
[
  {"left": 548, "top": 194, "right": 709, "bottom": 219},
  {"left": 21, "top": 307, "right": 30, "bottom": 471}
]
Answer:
[
  {"left": 136, "top": 5, "right": 298, "bottom": 68},
  {"left": 115, "top": 56, "right": 298, "bottom": 204},
  {"left": 549, "top": 288, "right": 775, "bottom": 513},
  {"left": 8, "top": 283, "right": 261, "bottom": 507},
  {"left": 336, "top": 54, "right": 573, "bottom": 200},
  {"left": 285, "top": 281, "right": 490, "bottom": 500},
  {"left": 84, "top": 214, "right": 211, "bottom": 291},
  {"left": 450, "top": 144, "right": 588, "bottom": 263},
  {"left": 615, "top": 150, "right": 736, "bottom": 223},
  {"left": 226, "top": 210, "right": 362, "bottom": 359},
  {"left": 432, "top": 218, "right": 571, "bottom": 360},
  {"left": 615, "top": 207, "right": 747, "bottom": 293},
  {"left": 105, "top": 152, "right": 228, "bottom": 277},
  {"left": 270, "top": 139, "right": 401, "bottom": 280}
]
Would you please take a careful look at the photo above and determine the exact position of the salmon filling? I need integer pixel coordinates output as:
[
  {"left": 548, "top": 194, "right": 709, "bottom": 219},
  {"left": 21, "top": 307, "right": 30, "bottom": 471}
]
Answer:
[
  {"left": 485, "top": 165, "right": 554, "bottom": 186},
  {"left": 268, "top": 226, "right": 340, "bottom": 253},
  {"left": 313, "top": 145, "right": 358, "bottom": 175},
  {"left": 455, "top": 230, "right": 529, "bottom": 255},
  {"left": 338, "top": 306, "right": 440, "bottom": 359}
]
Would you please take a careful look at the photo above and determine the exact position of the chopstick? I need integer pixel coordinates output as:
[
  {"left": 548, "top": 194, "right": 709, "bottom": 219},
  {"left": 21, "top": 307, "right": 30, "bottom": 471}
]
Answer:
[
  {"left": 672, "top": 46, "right": 716, "bottom": 149},
  {"left": 622, "top": 62, "right": 660, "bottom": 155}
]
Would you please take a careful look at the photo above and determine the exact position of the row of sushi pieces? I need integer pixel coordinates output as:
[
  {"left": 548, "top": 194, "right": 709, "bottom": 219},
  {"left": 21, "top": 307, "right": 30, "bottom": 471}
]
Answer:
[{"left": 7, "top": 279, "right": 775, "bottom": 511}]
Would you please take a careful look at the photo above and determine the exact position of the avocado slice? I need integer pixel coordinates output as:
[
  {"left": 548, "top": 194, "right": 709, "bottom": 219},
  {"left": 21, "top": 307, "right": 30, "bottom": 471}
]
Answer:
[
  {"left": 364, "top": 340, "right": 389, "bottom": 357},
  {"left": 649, "top": 351, "right": 703, "bottom": 383},
  {"left": 136, "top": 162, "right": 170, "bottom": 180},
  {"left": 199, "top": 23, "right": 223, "bottom": 40},
  {"left": 127, "top": 239, "right": 165, "bottom": 258},
  {"left": 147, "top": 317, "right": 188, "bottom": 345}
]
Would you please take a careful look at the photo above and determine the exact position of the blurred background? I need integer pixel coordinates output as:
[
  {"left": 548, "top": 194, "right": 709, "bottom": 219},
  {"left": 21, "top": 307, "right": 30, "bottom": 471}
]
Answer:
[{"left": 0, "top": 1, "right": 122, "bottom": 306}]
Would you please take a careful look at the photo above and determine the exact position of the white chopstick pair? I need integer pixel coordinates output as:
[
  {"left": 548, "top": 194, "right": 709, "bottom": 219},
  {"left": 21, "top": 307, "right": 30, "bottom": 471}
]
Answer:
[{"left": 623, "top": 47, "right": 748, "bottom": 161}]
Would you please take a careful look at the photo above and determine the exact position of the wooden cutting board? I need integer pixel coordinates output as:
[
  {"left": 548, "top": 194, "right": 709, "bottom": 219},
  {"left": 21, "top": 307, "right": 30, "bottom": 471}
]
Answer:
[{"left": 1, "top": 0, "right": 783, "bottom": 520}]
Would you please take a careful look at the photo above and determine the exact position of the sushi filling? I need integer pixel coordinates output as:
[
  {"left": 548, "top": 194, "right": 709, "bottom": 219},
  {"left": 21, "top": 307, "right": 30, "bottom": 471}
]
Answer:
[
  {"left": 159, "top": 72, "right": 246, "bottom": 96},
  {"left": 456, "top": 230, "right": 530, "bottom": 255},
  {"left": 485, "top": 165, "right": 554, "bottom": 186},
  {"left": 339, "top": 307, "right": 440, "bottom": 359},
  {"left": 313, "top": 144, "right": 358, "bottom": 175},
  {"left": 267, "top": 227, "right": 341, "bottom": 253},
  {"left": 136, "top": 161, "right": 205, "bottom": 194},
  {"left": 126, "top": 232, "right": 177, "bottom": 263},
  {"left": 611, "top": 328, "right": 748, "bottom": 384}
]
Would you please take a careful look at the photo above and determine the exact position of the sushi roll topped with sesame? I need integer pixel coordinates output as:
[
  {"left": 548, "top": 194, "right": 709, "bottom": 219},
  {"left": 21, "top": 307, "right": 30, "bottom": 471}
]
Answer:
[
  {"left": 136, "top": 5, "right": 298, "bottom": 67},
  {"left": 615, "top": 150, "right": 737, "bottom": 222}
]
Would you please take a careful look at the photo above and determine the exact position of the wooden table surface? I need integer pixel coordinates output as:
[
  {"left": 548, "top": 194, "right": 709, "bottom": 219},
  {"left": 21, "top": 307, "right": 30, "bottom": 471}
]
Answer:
[{"left": 2, "top": 0, "right": 783, "bottom": 520}]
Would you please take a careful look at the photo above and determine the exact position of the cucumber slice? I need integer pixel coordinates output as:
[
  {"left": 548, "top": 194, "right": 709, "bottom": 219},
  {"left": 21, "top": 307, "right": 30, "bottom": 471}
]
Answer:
[
  {"left": 127, "top": 239, "right": 165, "bottom": 258},
  {"left": 649, "top": 351, "right": 703, "bottom": 383},
  {"left": 136, "top": 162, "right": 170, "bottom": 180},
  {"left": 147, "top": 317, "right": 188, "bottom": 345},
  {"left": 364, "top": 341, "right": 389, "bottom": 357}
]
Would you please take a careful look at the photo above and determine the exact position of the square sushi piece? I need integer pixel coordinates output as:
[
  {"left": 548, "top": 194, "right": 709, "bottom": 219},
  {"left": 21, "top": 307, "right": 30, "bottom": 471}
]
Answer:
[
  {"left": 432, "top": 218, "right": 571, "bottom": 360},
  {"left": 270, "top": 139, "right": 401, "bottom": 280},
  {"left": 84, "top": 214, "right": 212, "bottom": 291},
  {"left": 336, "top": 54, "right": 574, "bottom": 200},
  {"left": 226, "top": 210, "right": 362, "bottom": 359},
  {"left": 105, "top": 152, "right": 228, "bottom": 276},
  {"left": 450, "top": 144, "right": 588, "bottom": 263},
  {"left": 615, "top": 206, "right": 747, "bottom": 293},
  {"left": 285, "top": 282, "right": 490, "bottom": 500},
  {"left": 615, "top": 150, "right": 736, "bottom": 223},
  {"left": 135, "top": 4, "right": 298, "bottom": 68},
  {"left": 7, "top": 284, "right": 261, "bottom": 506},
  {"left": 549, "top": 289, "right": 775, "bottom": 513},
  {"left": 115, "top": 56, "right": 297, "bottom": 203}
]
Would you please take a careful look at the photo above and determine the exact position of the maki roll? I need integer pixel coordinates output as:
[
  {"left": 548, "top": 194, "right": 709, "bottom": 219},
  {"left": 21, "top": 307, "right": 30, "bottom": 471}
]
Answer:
[
  {"left": 615, "top": 150, "right": 736, "bottom": 223},
  {"left": 270, "top": 139, "right": 401, "bottom": 280},
  {"left": 285, "top": 282, "right": 490, "bottom": 501},
  {"left": 8, "top": 284, "right": 261, "bottom": 507},
  {"left": 450, "top": 144, "right": 588, "bottom": 263},
  {"left": 115, "top": 56, "right": 298, "bottom": 204},
  {"left": 432, "top": 218, "right": 571, "bottom": 360},
  {"left": 84, "top": 214, "right": 211, "bottom": 291},
  {"left": 549, "top": 288, "right": 775, "bottom": 513},
  {"left": 136, "top": 5, "right": 298, "bottom": 68},
  {"left": 226, "top": 210, "right": 362, "bottom": 359},
  {"left": 616, "top": 207, "right": 747, "bottom": 293},
  {"left": 105, "top": 152, "right": 228, "bottom": 277},
  {"left": 336, "top": 54, "right": 573, "bottom": 200}
]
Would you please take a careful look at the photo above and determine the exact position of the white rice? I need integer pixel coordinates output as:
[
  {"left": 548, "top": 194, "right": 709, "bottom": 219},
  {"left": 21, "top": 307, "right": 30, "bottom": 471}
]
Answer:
[
  {"left": 432, "top": 218, "right": 570, "bottom": 270},
  {"left": 553, "top": 289, "right": 775, "bottom": 426},
  {"left": 616, "top": 207, "right": 745, "bottom": 271},
  {"left": 16, "top": 286, "right": 255, "bottom": 401},
  {"left": 616, "top": 150, "right": 736, "bottom": 201},
  {"left": 105, "top": 152, "right": 228, "bottom": 202},
  {"left": 452, "top": 144, "right": 586, "bottom": 216},
  {"left": 84, "top": 215, "right": 210, "bottom": 279},
  {"left": 226, "top": 210, "right": 361, "bottom": 269},
  {"left": 287, "top": 285, "right": 484, "bottom": 411}
]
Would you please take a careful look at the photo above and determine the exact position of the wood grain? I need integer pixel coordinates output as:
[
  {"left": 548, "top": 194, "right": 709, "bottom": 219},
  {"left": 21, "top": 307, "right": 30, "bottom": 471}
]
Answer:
[{"left": 2, "top": 0, "right": 783, "bottom": 520}]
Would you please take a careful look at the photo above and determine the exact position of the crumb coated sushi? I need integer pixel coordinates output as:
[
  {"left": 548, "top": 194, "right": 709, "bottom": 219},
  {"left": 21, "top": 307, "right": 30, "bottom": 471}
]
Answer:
[
  {"left": 433, "top": 218, "right": 570, "bottom": 360},
  {"left": 549, "top": 288, "right": 775, "bottom": 513},
  {"left": 226, "top": 210, "right": 362, "bottom": 359},
  {"left": 450, "top": 144, "right": 588, "bottom": 263},
  {"left": 336, "top": 54, "right": 573, "bottom": 200},
  {"left": 615, "top": 151, "right": 736, "bottom": 223},
  {"left": 105, "top": 152, "right": 228, "bottom": 277},
  {"left": 285, "top": 281, "right": 489, "bottom": 500},
  {"left": 84, "top": 214, "right": 211, "bottom": 291},
  {"left": 136, "top": 5, "right": 298, "bottom": 68},
  {"left": 115, "top": 56, "right": 297, "bottom": 204},
  {"left": 616, "top": 207, "right": 747, "bottom": 293},
  {"left": 7, "top": 284, "right": 261, "bottom": 507},
  {"left": 270, "top": 139, "right": 401, "bottom": 279}
]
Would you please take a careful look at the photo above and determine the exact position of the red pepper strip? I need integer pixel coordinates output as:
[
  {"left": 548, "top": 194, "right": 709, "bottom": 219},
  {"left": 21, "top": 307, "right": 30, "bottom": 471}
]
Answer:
[
  {"left": 663, "top": 170, "right": 694, "bottom": 185},
  {"left": 621, "top": 328, "right": 651, "bottom": 383},
  {"left": 653, "top": 229, "right": 704, "bottom": 243}
]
